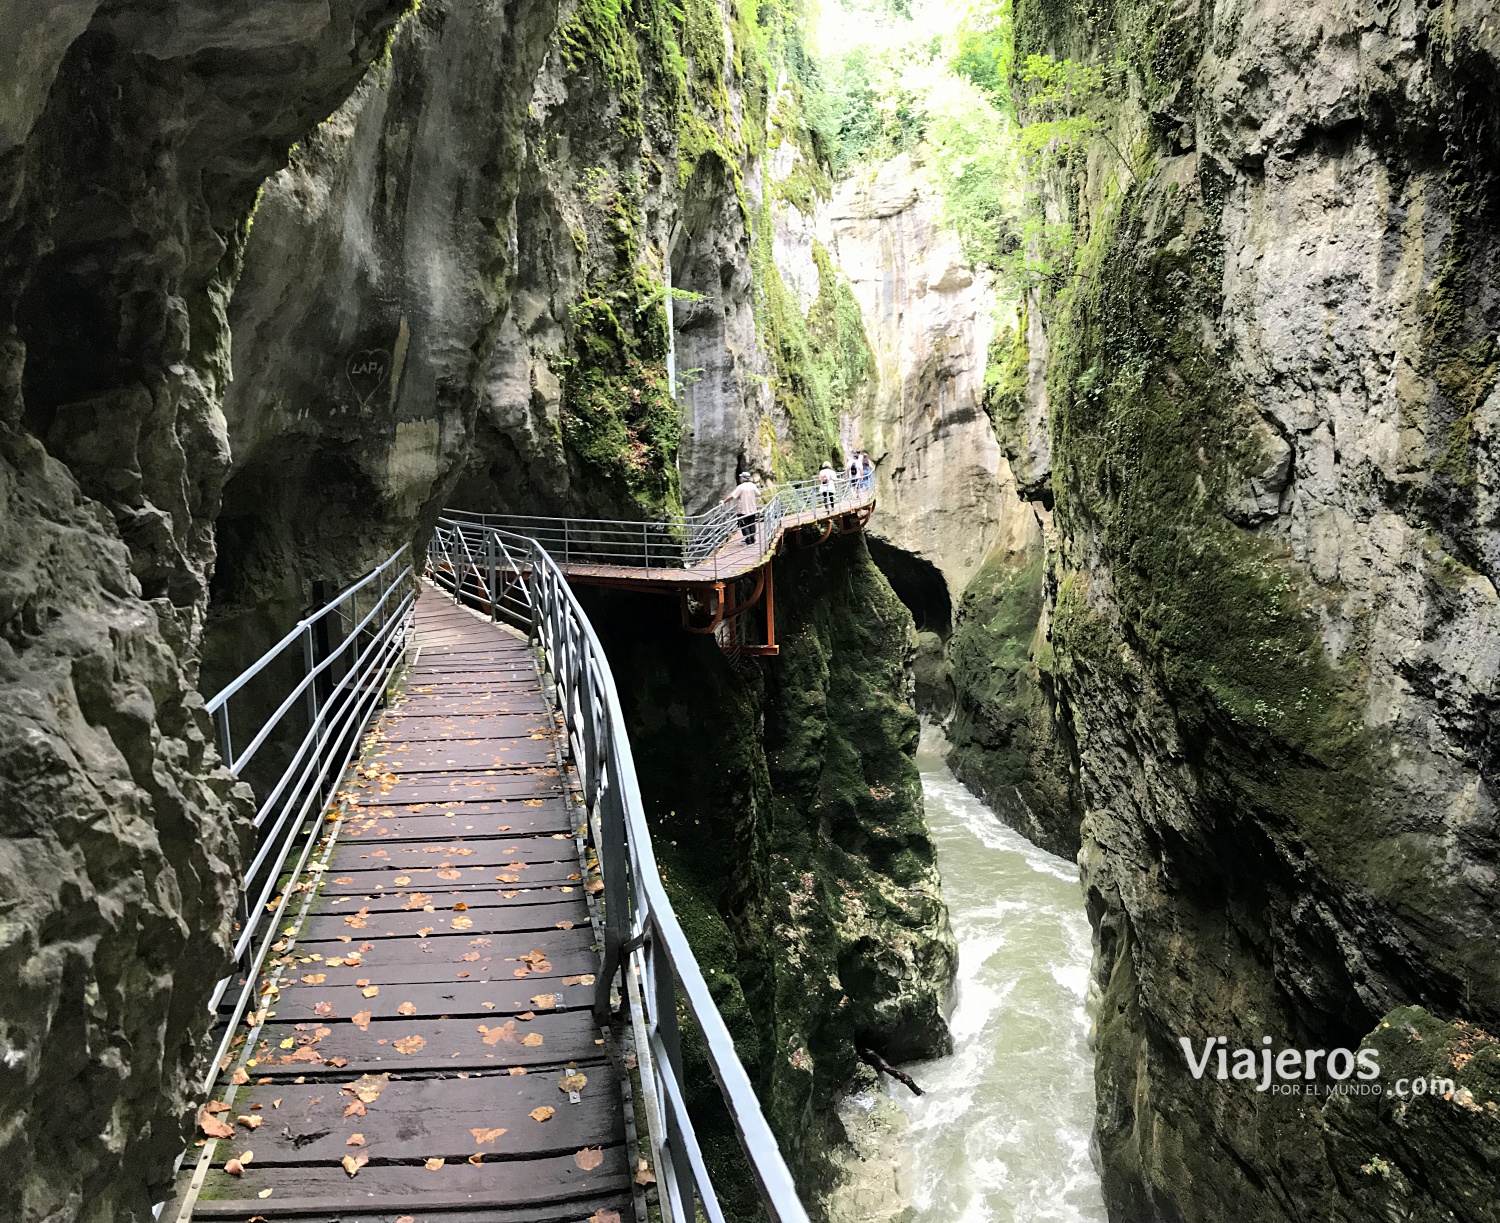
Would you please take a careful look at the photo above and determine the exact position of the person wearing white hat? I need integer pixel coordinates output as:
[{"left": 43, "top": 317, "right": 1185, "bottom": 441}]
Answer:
[
  {"left": 723, "top": 471, "right": 761, "bottom": 545},
  {"left": 818, "top": 460, "right": 836, "bottom": 512}
]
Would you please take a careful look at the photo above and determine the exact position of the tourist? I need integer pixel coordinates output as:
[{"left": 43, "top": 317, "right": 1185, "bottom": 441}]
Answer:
[
  {"left": 818, "top": 461, "right": 837, "bottom": 511},
  {"left": 724, "top": 472, "right": 761, "bottom": 545},
  {"left": 859, "top": 451, "right": 874, "bottom": 492},
  {"left": 847, "top": 451, "right": 861, "bottom": 485}
]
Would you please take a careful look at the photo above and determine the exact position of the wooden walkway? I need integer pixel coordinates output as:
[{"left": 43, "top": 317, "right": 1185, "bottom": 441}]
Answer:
[
  {"left": 190, "top": 590, "right": 632, "bottom": 1222},
  {"left": 556, "top": 491, "right": 873, "bottom": 587}
]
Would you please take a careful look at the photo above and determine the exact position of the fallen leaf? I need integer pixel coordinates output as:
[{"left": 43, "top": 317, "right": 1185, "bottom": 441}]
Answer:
[
  {"left": 205, "top": 1100, "right": 231, "bottom": 1114},
  {"left": 563, "top": 974, "right": 597, "bottom": 986},
  {"left": 508, "top": 1067, "right": 527, "bottom": 1076},
  {"left": 453, "top": 901, "right": 469, "bottom": 911},
  {"left": 199, "top": 1110, "right": 234, "bottom": 1139},
  {"left": 574, "top": 1146, "right": 604, "bottom": 1171},
  {"left": 590, "top": 1210, "right": 621, "bottom": 1223},
  {"left": 344, "top": 1073, "right": 390, "bottom": 1104},
  {"left": 300, "top": 973, "right": 326, "bottom": 985},
  {"left": 324, "top": 1056, "right": 349, "bottom": 1068},
  {"left": 531, "top": 993, "right": 557, "bottom": 1010},
  {"left": 437, "top": 869, "right": 461, "bottom": 881},
  {"left": 585, "top": 878, "right": 604, "bottom": 895},
  {"left": 352, "top": 1010, "right": 372, "bottom": 1032},
  {"left": 634, "top": 1158, "right": 657, "bottom": 1186},
  {"left": 238, "top": 1150, "right": 254, "bottom": 1166},
  {"left": 347, "top": 1133, "right": 365, "bottom": 1147},
  {"left": 314, "top": 1001, "right": 334, "bottom": 1017},
  {"left": 425, "top": 1157, "right": 445, "bottom": 1170},
  {"left": 258, "top": 1189, "right": 274, "bottom": 1199},
  {"left": 237, "top": 1115, "right": 263, "bottom": 1130},
  {"left": 460, "top": 952, "right": 480, "bottom": 962},
  {"left": 468, "top": 1151, "right": 485, "bottom": 1165},
  {"left": 451, "top": 916, "right": 473, "bottom": 930},
  {"left": 417, "top": 927, "right": 435, "bottom": 939},
  {"left": 334, "top": 876, "right": 355, "bottom": 885},
  {"left": 231, "top": 1068, "right": 250, "bottom": 1085},
  {"left": 224, "top": 1159, "right": 244, "bottom": 1176},
  {"left": 559, "top": 1072, "right": 588, "bottom": 1093},
  {"left": 555, "top": 920, "right": 574, "bottom": 930},
  {"left": 521, "top": 1032, "right": 544, "bottom": 1047},
  {"left": 341, "top": 1153, "right": 368, "bottom": 1177},
  {"left": 393, "top": 1035, "right": 427, "bottom": 1055},
  {"left": 356, "top": 979, "right": 370, "bottom": 987},
  {"left": 470, "top": 1127, "right": 507, "bottom": 1145},
  {"left": 362, "top": 986, "right": 379, "bottom": 998},
  {"left": 397, "top": 1001, "right": 417, "bottom": 1016},
  {"left": 529, "top": 1106, "right": 555, "bottom": 1123},
  {"left": 478, "top": 1021, "right": 517, "bottom": 1045}
]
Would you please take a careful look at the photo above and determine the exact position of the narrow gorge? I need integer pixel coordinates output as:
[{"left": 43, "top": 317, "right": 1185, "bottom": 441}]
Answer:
[{"left": 2, "top": 0, "right": 1498, "bottom": 1221}]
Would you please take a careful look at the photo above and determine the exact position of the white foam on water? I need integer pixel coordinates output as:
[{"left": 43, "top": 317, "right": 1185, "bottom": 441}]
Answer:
[{"left": 889, "top": 734, "right": 1107, "bottom": 1223}]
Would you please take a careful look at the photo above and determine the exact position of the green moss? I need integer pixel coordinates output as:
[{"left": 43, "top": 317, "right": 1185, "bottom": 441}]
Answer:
[
  {"left": 751, "top": 227, "right": 873, "bottom": 479},
  {"left": 947, "top": 548, "right": 1080, "bottom": 857},
  {"left": 557, "top": 173, "right": 683, "bottom": 516},
  {"left": 982, "top": 298, "right": 1030, "bottom": 448}
]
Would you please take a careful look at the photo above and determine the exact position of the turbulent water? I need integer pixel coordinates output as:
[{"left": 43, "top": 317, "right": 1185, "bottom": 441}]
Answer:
[{"left": 886, "top": 729, "right": 1105, "bottom": 1222}]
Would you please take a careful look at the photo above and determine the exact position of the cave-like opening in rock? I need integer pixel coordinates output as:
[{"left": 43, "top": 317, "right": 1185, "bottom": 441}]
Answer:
[{"left": 865, "top": 535, "right": 953, "bottom": 637}]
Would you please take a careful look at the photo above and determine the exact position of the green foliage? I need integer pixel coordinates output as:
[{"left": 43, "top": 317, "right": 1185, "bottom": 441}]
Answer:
[
  {"left": 750, "top": 223, "right": 872, "bottom": 479},
  {"left": 951, "top": 0, "right": 1014, "bottom": 106},
  {"left": 1013, "top": 53, "right": 1118, "bottom": 165}
]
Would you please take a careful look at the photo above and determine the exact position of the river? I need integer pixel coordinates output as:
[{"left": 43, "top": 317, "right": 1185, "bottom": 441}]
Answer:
[{"left": 879, "top": 729, "right": 1106, "bottom": 1222}]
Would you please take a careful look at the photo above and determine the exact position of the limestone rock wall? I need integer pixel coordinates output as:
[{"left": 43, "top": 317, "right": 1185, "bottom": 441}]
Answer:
[
  {"left": 1007, "top": 0, "right": 1500, "bottom": 1216},
  {"left": 820, "top": 155, "right": 1033, "bottom": 602},
  {"left": 0, "top": 3, "right": 409, "bottom": 1219}
]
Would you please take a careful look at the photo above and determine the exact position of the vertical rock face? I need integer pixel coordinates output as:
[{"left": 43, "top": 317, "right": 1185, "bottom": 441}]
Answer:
[
  {"left": 0, "top": 3, "right": 409, "bottom": 1220},
  {"left": 206, "top": 0, "right": 559, "bottom": 688},
  {"left": 1004, "top": 0, "right": 1500, "bottom": 1216},
  {"left": 822, "top": 154, "right": 1031, "bottom": 601}
]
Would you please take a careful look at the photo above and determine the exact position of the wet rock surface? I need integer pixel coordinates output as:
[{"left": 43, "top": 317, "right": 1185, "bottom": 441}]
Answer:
[
  {"left": 1002, "top": 0, "right": 1500, "bottom": 1217},
  {"left": 0, "top": 2, "right": 408, "bottom": 1218}
]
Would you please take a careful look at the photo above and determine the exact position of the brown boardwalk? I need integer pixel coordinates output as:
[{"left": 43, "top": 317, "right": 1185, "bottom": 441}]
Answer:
[
  {"left": 552, "top": 489, "right": 874, "bottom": 586},
  {"left": 191, "top": 589, "right": 630, "bottom": 1223}
]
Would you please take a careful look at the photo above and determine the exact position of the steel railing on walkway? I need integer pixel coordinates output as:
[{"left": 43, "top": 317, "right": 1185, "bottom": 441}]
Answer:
[
  {"left": 199, "top": 546, "right": 415, "bottom": 1092},
  {"left": 445, "top": 473, "right": 873, "bottom": 578},
  {"left": 427, "top": 521, "right": 810, "bottom": 1223}
]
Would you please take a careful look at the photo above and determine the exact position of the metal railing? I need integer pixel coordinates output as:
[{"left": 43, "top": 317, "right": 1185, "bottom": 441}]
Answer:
[
  {"left": 199, "top": 545, "right": 415, "bottom": 1091},
  {"left": 427, "top": 521, "right": 810, "bottom": 1223},
  {"left": 444, "top": 472, "right": 874, "bottom": 579}
]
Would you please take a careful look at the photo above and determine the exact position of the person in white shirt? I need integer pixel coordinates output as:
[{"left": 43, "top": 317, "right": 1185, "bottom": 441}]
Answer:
[
  {"left": 818, "top": 460, "right": 837, "bottom": 512},
  {"left": 723, "top": 472, "right": 761, "bottom": 545}
]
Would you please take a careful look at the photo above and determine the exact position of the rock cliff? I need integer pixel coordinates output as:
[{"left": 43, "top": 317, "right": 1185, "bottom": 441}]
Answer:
[
  {"left": 993, "top": 0, "right": 1500, "bottom": 1216},
  {"left": 0, "top": 4, "right": 411, "bottom": 1219}
]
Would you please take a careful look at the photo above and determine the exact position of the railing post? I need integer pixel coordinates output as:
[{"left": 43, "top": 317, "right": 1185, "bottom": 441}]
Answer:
[
  {"left": 215, "top": 704, "right": 234, "bottom": 773},
  {"left": 486, "top": 531, "right": 497, "bottom": 621},
  {"left": 593, "top": 748, "right": 629, "bottom": 1024},
  {"left": 654, "top": 942, "right": 697, "bottom": 1219},
  {"left": 302, "top": 622, "right": 320, "bottom": 734}
]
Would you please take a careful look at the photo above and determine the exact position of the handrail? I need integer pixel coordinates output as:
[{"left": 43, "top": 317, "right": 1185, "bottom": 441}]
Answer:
[
  {"left": 199, "top": 546, "right": 416, "bottom": 1091},
  {"left": 445, "top": 471, "right": 874, "bottom": 579},
  {"left": 427, "top": 521, "right": 810, "bottom": 1223}
]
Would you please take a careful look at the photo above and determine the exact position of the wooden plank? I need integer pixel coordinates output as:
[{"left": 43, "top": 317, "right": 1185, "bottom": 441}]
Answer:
[
  {"left": 372, "top": 716, "right": 554, "bottom": 743},
  {"left": 195, "top": 1149, "right": 631, "bottom": 1219},
  {"left": 298, "top": 901, "right": 586, "bottom": 941},
  {"left": 335, "top": 812, "right": 576, "bottom": 843},
  {"left": 350, "top": 774, "right": 562, "bottom": 805},
  {"left": 252, "top": 1011, "right": 605, "bottom": 1075},
  {"left": 215, "top": 1067, "right": 625, "bottom": 1164},
  {"left": 266, "top": 974, "right": 597, "bottom": 1023},
  {"left": 275, "top": 944, "right": 597, "bottom": 985},
  {"left": 286, "top": 924, "right": 593, "bottom": 966},
  {"left": 309, "top": 887, "right": 583, "bottom": 917},
  {"left": 323, "top": 849, "right": 580, "bottom": 878},
  {"left": 361, "top": 740, "right": 558, "bottom": 771}
]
